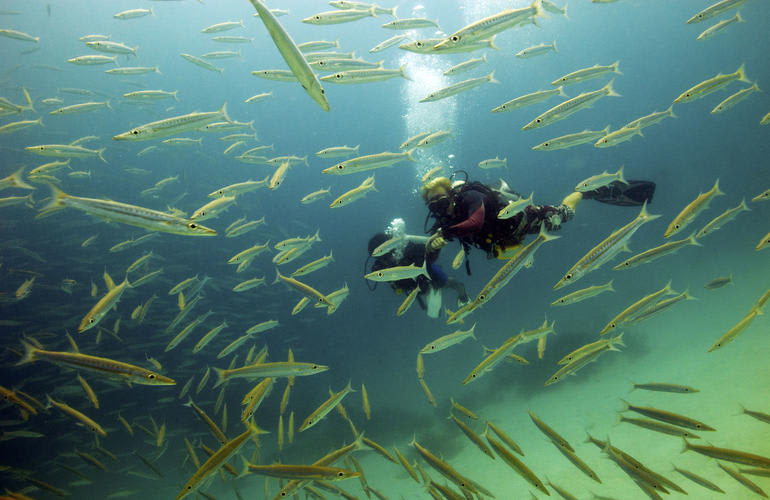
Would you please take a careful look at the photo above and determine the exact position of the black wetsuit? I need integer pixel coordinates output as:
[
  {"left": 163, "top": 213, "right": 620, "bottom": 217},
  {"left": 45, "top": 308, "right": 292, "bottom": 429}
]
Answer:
[{"left": 428, "top": 182, "right": 574, "bottom": 257}]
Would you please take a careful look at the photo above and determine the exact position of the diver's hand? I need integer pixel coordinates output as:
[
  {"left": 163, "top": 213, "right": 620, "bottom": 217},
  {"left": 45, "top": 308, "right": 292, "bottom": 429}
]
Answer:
[{"left": 427, "top": 231, "right": 447, "bottom": 252}]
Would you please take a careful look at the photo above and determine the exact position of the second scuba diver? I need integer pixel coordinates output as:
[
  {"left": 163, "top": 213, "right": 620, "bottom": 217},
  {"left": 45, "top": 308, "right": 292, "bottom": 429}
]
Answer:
[{"left": 366, "top": 218, "right": 469, "bottom": 318}]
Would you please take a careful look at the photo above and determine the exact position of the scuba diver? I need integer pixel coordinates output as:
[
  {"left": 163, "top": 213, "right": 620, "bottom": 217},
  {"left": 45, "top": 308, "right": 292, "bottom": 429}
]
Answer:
[
  {"left": 422, "top": 173, "right": 656, "bottom": 261},
  {"left": 366, "top": 218, "right": 469, "bottom": 318}
]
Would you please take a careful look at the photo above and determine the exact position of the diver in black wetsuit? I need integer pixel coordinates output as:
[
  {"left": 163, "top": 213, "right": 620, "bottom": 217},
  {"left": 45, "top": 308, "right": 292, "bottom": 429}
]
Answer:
[
  {"left": 422, "top": 175, "right": 656, "bottom": 260},
  {"left": 366, "top": 222, "right": 469, "bottom": 318}
]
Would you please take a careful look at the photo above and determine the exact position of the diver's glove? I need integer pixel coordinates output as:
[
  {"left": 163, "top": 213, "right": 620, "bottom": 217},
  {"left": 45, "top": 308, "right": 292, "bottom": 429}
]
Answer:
[{"left": 427, "top": 230, "right": 448, "bottom": 252}]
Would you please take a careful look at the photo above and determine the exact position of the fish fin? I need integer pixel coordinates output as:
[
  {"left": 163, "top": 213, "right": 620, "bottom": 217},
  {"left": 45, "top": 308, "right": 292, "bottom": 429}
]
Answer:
[
  {"left": 667, "top": 104, "right": 677, "bottom": 118},
  {"left": 612, "top": 60, "right": 622, "bottom": 75},
  {"left": 219, "top": 102, "right": 231, "bottom": 123},
  {"left": 36, "top": 183, "right": 68, "bottom": 218},
  {"left": 604, "top": 78, "right": 621, "bottom": 97},
  {"left": 212, "top": 368, "right": 226, "bottom": 388},
  {"left": 399, "top": 63, "right": 411, "bottom": 81},
  {"left": 552, "top": 40, "right": 557, "bottom": 53},
  {"left": 16, "top": 339, "right": 39, "bottom": 365},
  {"left": 9, "top": 166, "right": 35, "bottom": 190},
  {"left": 736, "top": 62, "right": 750, "bottom": 84}
]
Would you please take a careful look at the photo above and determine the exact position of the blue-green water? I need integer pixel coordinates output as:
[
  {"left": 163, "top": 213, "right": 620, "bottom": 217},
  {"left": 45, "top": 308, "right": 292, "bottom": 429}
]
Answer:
[{"left": 1, "top": 0, "right": 768, "bottom": 499}]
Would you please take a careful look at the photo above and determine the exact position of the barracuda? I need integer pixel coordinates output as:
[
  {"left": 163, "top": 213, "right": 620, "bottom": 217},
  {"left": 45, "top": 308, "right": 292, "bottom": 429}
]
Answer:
[
  {"left": 113, "top": 103, "right": 229, "bottom": 141},
  {"left": 555, "top": 201, "right": 659, "bottom": 289},
  {"left": 37, "top": 184, "right": 216, "bottom": 236},
  {"left": 523, "top": 79, "right": 620, "bottom": 130},
  {"left": 18, "top": 341, "right": 175, "bottom": 386},
  {"left": 433, "top": 1, "right": 542, "bottom": 50}
]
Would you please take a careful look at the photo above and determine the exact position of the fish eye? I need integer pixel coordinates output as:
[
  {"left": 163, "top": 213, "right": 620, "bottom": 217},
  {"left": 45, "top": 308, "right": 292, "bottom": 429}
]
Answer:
[
  {"left": 218, "top": 190, "right": 224, "bottom": 195},
  {"left": 471, "top": 373, "right": 476, "bottom": 378},
  {"left": 377, "top": 272, "right": 383, "bottom": 277},
  {"left": 544, "top": 142, "right": 549, "bottom": 147},
  {"left": 186, "top": 486, "right": 192, "bottom": 491},
  {"left": 312, "top": 364, "right": 318, "bottom": 369},
  {"left": 624, "top": 262, "right": 629, "bottom": 266},
  {"left": 148, "top": 373, "right": 156, "bottom": 379},
  {"left": 536, "top": 118, "right": 542, "bottom": 123},
  {"left": 314, "top": 15, "right": 320, "bottom": 20},
  {"left": 416, "top": 42, "right": 423, "bottom": 47},
  {"left": 320, "top": 89, "right": 325, "bottom": 95},
  {"left": 319, "top": 61, "right": 326, "bottom": 66},
  {"left": 89, "top": 318, "right": 95, "bottom": 323},
  {"left": 430, "top": 345, "right": 435, "bottom": 350},
  {"left": 131, "top": 129, "right": 139, "bottom": 135},
  {"left": 675, "top": 224, "right": 680, "bottom": 229},
  {"left": 337, "top": 471, "right": 344, "bottom": 477},
  {"left": 188, "top": 223, "right": 198, "bottom": 229},
  {"left": 337, "top": 165, "right": 344, "bottom": 169},
  {"left": 451, "top": 35, "right": 459, "bottom": 42},
  {"left": 335, "top": 73, "right": 342, "bottom": 79}
]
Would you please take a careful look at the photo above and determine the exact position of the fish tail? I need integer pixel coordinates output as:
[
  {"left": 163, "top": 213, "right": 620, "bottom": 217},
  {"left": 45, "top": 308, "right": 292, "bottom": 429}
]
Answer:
[
  {"left": 667, "top": 104, "right": 677, "bottom": 118},
  {"left": 149, "top": 7, "right": 154, "bottom": 16},
  {"left": 638, "top": 200, "right": 661, "bottom": 223},
  {"left": 552, "top": 40, "right": 557, "bottom": 52},
  {"left": 736, "top": 62, "right": 750, "bottom": 84},
  {"left": 16, "top": 339, "right": 39, "bottom": 365},
  {"left": 612, "top": 60, "right": 622, "bottom": 75},
  {"left": 712, "top": 178, "right": 724, "bottom": 197},
  {"left": 172, "top": 91, "right": 179, "bottom": 102},
  {"left": 538, "top": 224, "right": 561, "bottom": 243},
  {"left": 613, "top": 332, "right": 625, "bottom": 348},
  {"left": 557, "top": 85, "right": 567, "bottom": 98},
  {"left": 604, "top": 78, "right": 621, "bottom": 97},
  {"left": 9, "top": 166, "right": 35, "bottom": 190},
  {"left": 405, "top": 148, "right": 416, "bottom": 161},
  {"left": 607, "top": 279, "right": 616, "bottom": 293},
  {"left": 220, "top": 102, "right": 231, "bottom": 123},
  {"left": 37, "top": 183, "right": 68, "bottom": 217},
  {"left": 616, "top": 165, "right": 627, "bottom": 185},
  {"left": 681, "top": 438, "right": 691, "bottom": 454},
  {"left": 562, "top": 4, "right": 569, "bottom": 20},
  {"left": 399, "top": 64, "right": 411, "bottom": 81},
  {"left": 105, "top": 100, "right": 112, "bottom": 110},
  {"left": 389, "top": 6, "right": 398, "bottom": 17},
  {"left": 212, "top": 368, "right": 226, "bottom": 388},
  {"left": 487, "top": 35, "right": 500, "bottom": 51},
  {"left": 22, "top": 87, "right": 35, "bottom": 112},
  {"left": 488, "top": 71, "right": 500, "bottom": 84},
  {"left": 688, "top": 232, "right": 703, "bottom": 247}
]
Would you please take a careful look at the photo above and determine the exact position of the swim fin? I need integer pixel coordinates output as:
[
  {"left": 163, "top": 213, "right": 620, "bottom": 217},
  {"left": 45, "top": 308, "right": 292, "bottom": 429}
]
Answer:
[{"left": 582, "top": 180, "right": 655, "bottom": 206}]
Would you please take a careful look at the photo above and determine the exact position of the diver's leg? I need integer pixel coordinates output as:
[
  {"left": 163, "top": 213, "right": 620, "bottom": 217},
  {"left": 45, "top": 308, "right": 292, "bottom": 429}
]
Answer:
[
  {"left": 561, "top": 191, "right": 583, "bottom": 213},
  {"left": 445, "top": 277, "right": 469, "bottom": 304}
]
